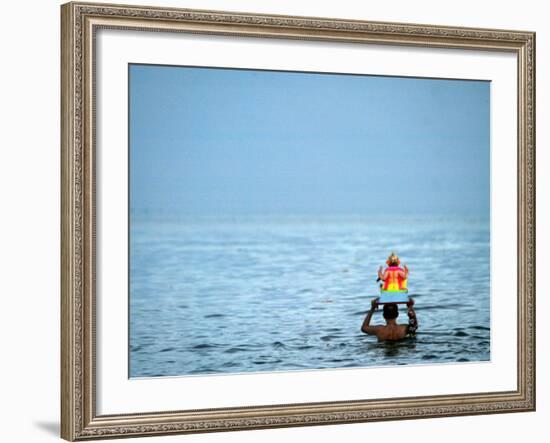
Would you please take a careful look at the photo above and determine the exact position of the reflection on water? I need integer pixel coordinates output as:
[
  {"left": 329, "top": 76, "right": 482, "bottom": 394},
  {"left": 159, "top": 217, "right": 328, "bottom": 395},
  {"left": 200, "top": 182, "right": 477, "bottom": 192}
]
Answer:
[{"left": 130, "top": 215, "right": 490, "bottom": 377}]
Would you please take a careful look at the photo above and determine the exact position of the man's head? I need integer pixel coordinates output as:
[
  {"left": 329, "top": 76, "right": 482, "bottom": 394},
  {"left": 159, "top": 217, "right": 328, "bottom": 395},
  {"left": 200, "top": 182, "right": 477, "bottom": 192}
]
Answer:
[{"left": 383, "top": 303, "right": 399, "bottom": 321}]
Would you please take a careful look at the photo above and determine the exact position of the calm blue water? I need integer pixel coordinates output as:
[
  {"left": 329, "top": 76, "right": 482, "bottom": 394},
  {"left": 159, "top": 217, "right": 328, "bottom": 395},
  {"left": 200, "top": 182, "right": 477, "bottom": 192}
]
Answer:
[{"left": 129, "top": 215, "right": 490, "bottom": 377}]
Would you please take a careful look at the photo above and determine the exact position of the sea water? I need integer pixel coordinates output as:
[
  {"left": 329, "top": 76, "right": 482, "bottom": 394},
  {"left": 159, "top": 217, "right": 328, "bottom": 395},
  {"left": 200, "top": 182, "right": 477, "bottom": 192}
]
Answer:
[{"left": 129, "top": 215, "right": 490, "bottom": 377}]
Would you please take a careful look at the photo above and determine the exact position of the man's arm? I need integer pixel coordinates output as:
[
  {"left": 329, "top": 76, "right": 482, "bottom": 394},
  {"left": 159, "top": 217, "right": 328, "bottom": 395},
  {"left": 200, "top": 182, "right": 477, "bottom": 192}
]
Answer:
[
  {"left": 361, "top": 298, "right": 380, "bottom": 335},
  {"left": 406, "top": 298, "right": 418, "bottom": 335}
]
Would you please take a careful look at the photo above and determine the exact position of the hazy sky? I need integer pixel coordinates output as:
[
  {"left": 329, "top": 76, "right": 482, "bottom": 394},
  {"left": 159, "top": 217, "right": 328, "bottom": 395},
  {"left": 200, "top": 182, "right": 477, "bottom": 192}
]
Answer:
[{"left": 129, "top": 64, "right": 490, "bottom": 217}]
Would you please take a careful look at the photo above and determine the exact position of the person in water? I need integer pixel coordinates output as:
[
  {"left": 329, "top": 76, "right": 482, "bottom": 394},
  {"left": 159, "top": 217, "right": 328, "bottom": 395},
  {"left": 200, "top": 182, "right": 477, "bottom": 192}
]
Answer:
[
  {"left": 361, "top": 298, "right": 418, "bottom": 341},
  {"left": 378, "top": 252, "right": 409, "bottom": 292}
]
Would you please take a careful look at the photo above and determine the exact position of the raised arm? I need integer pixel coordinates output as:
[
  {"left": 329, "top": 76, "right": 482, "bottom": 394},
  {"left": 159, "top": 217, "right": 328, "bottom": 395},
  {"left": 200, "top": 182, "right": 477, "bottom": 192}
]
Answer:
[
  {"left": 361, "top": 298, "right": 380, "bottom": 335},
  {"left": 399, "top": 264, "right": 409, "bottom": 279},
  {"left": 406, "top": 298, "right": 418, "bottom": 335}
]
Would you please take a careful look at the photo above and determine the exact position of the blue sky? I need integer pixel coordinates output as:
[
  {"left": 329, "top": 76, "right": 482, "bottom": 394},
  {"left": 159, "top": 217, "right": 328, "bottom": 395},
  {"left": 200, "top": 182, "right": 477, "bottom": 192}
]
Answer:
[{"left": 129, "top": 64, "right": 490, "bottom": 217}]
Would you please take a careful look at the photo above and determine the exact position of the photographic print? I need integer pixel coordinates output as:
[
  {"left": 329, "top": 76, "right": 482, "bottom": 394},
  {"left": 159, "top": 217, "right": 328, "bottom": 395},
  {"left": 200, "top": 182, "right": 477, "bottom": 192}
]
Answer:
[
  {"left": 129, "top": 64, "right": 490, "bottom": 378},
  {"left": 61, "top": 5, "right": 537, "bottom": 438},
  {"left": 61, "top": 5, "right": 536, "bottom": 438}
]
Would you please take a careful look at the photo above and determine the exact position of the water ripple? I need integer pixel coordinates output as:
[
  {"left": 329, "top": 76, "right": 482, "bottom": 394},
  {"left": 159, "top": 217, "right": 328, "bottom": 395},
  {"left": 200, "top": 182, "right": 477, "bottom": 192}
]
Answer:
[{"left": 130, "top": 216, "right": 490, "bottom": 377}]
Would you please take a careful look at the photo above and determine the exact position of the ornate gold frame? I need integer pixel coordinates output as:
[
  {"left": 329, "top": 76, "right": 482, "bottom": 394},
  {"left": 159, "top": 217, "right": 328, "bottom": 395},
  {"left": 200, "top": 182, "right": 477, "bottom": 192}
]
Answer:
[{"left": 61, "top": 2, "right": 536, "bottom": 440}]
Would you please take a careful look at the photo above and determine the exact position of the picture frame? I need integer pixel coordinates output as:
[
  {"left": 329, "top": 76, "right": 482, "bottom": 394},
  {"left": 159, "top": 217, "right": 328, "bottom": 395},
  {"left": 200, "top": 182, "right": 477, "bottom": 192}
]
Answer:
[{"left": 61, "top": 1, "right": 536, "bottom": 440}]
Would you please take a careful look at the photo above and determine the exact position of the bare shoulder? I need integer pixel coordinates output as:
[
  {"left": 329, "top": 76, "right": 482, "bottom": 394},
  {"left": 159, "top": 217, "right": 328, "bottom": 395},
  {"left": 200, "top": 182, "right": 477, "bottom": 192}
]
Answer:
[
  {"left": 392, "top": 324, "right": 410, "bottom": 340},
  {"left": 362, "top": 325, "right": 382, "bottom": 336}
]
